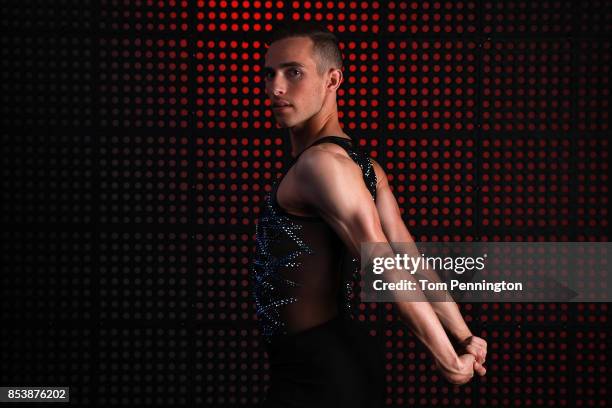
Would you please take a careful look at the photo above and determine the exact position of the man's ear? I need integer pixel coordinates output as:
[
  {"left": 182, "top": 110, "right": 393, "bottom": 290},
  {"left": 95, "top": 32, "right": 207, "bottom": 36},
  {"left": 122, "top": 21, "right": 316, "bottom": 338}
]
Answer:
[{"left": 327, "top": 68, "right": 343, "bottom": 91}]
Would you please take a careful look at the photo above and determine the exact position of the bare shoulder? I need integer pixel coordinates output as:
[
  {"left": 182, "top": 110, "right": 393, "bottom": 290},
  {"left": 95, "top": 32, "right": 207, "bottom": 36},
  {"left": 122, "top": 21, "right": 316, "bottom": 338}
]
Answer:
[
  {"left": 294, "top": 145, "right": 388, "bottom": 191},
  {"left": 294, "top": 143, "right": 359, "bottom": 177},
  {"left": 291, "top": 143, "right": 372, "bottom": 212}
]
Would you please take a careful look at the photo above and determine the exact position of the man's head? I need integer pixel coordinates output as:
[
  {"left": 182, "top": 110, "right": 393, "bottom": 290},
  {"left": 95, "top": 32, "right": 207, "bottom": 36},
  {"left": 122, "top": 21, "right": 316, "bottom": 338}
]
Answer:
[{"left": 263, "top": 21, "right": 344, "bottom": 128}]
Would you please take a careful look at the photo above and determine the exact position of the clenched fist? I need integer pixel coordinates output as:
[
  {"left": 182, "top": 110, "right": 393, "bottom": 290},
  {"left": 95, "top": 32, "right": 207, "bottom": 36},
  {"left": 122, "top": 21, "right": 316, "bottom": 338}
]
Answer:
[
  {"left": 435, "top": 334, "right": 487, "bottom": 384},
  {"left": 435, "top": 354, "right": 479, "bottom": 385},
  {"left": 458, "top": 334, "right": 487, "bottom": 375}
]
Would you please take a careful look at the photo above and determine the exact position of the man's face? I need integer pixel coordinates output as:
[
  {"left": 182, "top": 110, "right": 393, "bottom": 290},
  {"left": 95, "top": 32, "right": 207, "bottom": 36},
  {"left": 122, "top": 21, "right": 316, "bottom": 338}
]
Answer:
[{"left": 263, "top": 36, "right": 326, "bottom": 128}]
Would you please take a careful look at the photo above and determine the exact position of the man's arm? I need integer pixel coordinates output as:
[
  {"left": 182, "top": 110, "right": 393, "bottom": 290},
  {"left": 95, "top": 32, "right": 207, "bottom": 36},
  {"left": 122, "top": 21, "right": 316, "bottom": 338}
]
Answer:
[
  {"left": 370, "top": 158, "right": 487, "bottom": 366},
  {"left": 293, "top": 147, "right": 480, "bottom": 384}
]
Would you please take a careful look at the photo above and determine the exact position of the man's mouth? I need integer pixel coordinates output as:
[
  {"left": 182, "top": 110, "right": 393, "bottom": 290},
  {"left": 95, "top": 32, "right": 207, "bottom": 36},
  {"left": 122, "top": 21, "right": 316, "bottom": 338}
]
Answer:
[
  {"left": 272, "top": 100, "right": 292, "bottom": 108},
  {"left": 272, "top": 103, "right": 292, "bottom": 110}
]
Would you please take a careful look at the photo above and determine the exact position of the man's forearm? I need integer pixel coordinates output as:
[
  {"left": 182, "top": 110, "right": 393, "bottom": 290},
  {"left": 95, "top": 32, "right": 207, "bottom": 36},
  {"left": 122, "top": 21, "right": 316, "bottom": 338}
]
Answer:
[
  {"left": 394, "top": 299, "right": 461, "bottom": 371},
  {"left": 429, "top": 297, "right": 472, "bottom": 341},
  {"left": 389, "top": 240, "right": 472, "bottom": 341},
  {"left": 414, "top": 263, "right": 472, "bottom": 341},
  {"left": 368, "top": 246, "right": 462, "bottom": 371}
]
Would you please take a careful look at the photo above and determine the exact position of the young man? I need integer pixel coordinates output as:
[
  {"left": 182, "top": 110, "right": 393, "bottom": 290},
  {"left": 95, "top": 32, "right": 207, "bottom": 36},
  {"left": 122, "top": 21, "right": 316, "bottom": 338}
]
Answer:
[{"left": 251, "top": 21, "right": 486, "bottom": 408}]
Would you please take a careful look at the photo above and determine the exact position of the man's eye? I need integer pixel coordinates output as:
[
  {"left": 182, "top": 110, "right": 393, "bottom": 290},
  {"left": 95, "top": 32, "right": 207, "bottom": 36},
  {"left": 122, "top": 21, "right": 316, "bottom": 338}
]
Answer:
[{"left": 263, "top": 69, "right": 301, "bottom": 80}]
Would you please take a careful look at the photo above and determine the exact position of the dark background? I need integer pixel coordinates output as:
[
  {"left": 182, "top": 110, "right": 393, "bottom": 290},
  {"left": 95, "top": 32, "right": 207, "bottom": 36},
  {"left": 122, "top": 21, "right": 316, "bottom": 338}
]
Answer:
[{"left": 1, "top": 1, "right": 610, "bottom": 407}]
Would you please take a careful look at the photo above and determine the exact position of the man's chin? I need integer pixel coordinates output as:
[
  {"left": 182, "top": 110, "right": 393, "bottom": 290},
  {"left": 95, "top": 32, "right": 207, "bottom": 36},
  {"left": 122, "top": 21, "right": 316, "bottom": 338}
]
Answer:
[{"left": 275, "top": 120, "right": 292, "bottom": 128}]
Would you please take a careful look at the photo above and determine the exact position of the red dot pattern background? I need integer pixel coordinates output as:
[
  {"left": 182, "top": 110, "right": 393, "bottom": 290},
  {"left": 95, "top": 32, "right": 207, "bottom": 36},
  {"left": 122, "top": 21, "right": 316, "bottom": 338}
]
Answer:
[{"left": 0, "top": 1, "right": 610, "bottom": 407}]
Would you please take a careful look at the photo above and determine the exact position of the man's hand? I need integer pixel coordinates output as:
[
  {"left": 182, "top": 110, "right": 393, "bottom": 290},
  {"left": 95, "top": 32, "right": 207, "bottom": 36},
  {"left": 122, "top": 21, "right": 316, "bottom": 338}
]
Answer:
[
  {"left": 457, "top": 335, "right": 487, "bottom": 376},
  {"left": 434, "top": 354, "right": 477, "bottom": 385},
  {"left": 458, "top": 335, "right": 487, "bottom": 364}
]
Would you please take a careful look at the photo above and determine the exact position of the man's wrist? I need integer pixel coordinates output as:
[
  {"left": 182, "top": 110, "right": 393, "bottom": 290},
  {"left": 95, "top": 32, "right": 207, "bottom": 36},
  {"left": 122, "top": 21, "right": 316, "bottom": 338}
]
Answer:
[
  {"left": 436, "top": 353, "right": 461, "bottom": 374},
  {"left": 452, "top": 328, "right": 473, "bottom": 343}
]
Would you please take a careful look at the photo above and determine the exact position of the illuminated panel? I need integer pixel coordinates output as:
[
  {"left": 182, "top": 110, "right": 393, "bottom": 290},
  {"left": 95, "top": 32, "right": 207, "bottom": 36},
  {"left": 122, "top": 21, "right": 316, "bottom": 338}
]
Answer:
[
  {"left": 0, "top": 2, "right": 609, "bottom": 408},
  {"left": 0, "top": 231, "right": 93, "bottom": 322},
  {"left": 98, "top": 134, "right": 190, "bottom": 224},
  {"left": 352, "top": 300, "right": 382, "bottom": 324},
  {"left": 198, "top": 327, "right": 268, "bottom": 406},
  {"left": 576, "top": 138, "right": 609, "bottom": 231},
  {"left": 198, "top": 134, "right": 283, "bottom": 226},
  {"left": 480, "top": 137, "right": 572, "bottom": 230},
  {"left": 381, "top": 297, "right": 478, "bottom": 328},
  {"left": 98, "top": 327, "right": 189, "bottom": 405},
  {"left": 480, "top": 233, "right": 572, "bottom": 242},
  {"left": 386, "top": 40, "right": 478, "bottom": 132},
  {"left": 0, "top": 0, "right": 93, "bottom": 30},
  {"left": 99, "top": 0, "right": 189, "bottom": 32},
  {"left": 575, "top": 331, "right": 608, "bottom": 407},
  {"left": 198, "top": 0, "right": 284, "bottom": 32},
  {"left": 482, "top": 1, "right": 573, "bottom": 35},
  {"left": 576, "top": 304, "right": 609, "bottom": 324},
  {"left": 337, "top": 40, "right": 382, "bottom": 130},
  {"left": 197, "top": 39, "right": 273, "bottom": 130},
  {"left": 480, "top": 303, "right": 569, "bottom": 325},
  {"left": 481, "top": 40, "right": 572, "bottom": 132},
  {"left": 478, "top": 329, "right": 570, "bottom": 407},
  {"left": 387, "top": 1, "right": 478, "bottom": 35},
  {"left": 380, "top": 136, "right": 477, "bottom": 236},
  {"left": 286, "top": 1, "right": 382, "bottom": 34},
  {"left": 1, "top": 133, "right": 94, "bottom": 224},
  {"left": 577, "top": 41, "right": 610, "bottom": 132},
  {"left": 98, "top": 232, "right": 190, "bottom": 320},
  {"left": 98, "top": 37, "right": 189, "bottom": 128},
  {"left": 1, "top": 35, "right": 93, "bottom": 128},
  {"left": 197, "top": 232, "right": 254, "bottom": 323},
  {"left": 577, "top": 1, "right": 612, "bottom": 34}
]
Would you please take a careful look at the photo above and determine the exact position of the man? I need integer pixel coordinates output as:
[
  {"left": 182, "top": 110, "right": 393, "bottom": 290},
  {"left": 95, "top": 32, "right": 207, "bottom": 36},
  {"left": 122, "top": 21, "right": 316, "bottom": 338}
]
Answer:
[{"left": 251, "top": 21, "right": 486, "bottom": 408}]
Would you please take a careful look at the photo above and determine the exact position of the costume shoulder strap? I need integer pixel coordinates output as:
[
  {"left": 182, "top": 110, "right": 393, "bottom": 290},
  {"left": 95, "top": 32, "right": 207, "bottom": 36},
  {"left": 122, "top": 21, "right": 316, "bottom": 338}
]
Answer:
[{"left": 321, "top": 137, "right": 377, "bottom": 201}]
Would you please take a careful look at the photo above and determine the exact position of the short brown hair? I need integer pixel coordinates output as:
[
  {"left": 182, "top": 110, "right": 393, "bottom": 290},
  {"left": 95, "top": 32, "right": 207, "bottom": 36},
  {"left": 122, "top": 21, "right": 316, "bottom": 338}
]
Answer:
[{"left": 266, "top": 21, "right": 344, "bottom": 76}]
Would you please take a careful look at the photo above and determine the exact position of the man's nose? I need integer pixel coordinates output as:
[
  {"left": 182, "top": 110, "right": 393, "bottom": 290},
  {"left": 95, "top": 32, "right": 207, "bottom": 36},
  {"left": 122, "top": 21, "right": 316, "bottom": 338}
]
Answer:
[{"left": 268, "top": 75, "right": 286, "bottom": 96}]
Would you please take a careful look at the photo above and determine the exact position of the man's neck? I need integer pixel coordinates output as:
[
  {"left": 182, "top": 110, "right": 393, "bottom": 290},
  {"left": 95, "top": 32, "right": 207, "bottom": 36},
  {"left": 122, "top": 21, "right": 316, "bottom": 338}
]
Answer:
[{"left": 288, "top": 113, "right": 348, "bottom": 158}]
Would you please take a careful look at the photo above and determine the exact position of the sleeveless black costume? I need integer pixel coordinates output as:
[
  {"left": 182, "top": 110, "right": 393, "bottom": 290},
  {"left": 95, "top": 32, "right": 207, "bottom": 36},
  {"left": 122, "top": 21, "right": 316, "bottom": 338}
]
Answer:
[{"left": 251, "top": 136, "right": 385, "bottom": 408}]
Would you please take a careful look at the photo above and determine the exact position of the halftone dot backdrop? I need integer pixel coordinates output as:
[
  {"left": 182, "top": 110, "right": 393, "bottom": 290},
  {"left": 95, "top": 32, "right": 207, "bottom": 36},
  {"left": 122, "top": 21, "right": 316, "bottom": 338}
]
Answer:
[{"left": 1, "top": 1, "right": 610, "bottom": 407}]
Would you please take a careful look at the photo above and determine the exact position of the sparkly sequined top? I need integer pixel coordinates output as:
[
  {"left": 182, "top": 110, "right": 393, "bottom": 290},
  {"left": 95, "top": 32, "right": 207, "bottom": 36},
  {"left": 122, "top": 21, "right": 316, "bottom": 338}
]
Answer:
[{"left": 251, "top": 136, "right": 377, "bottom": 344}]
